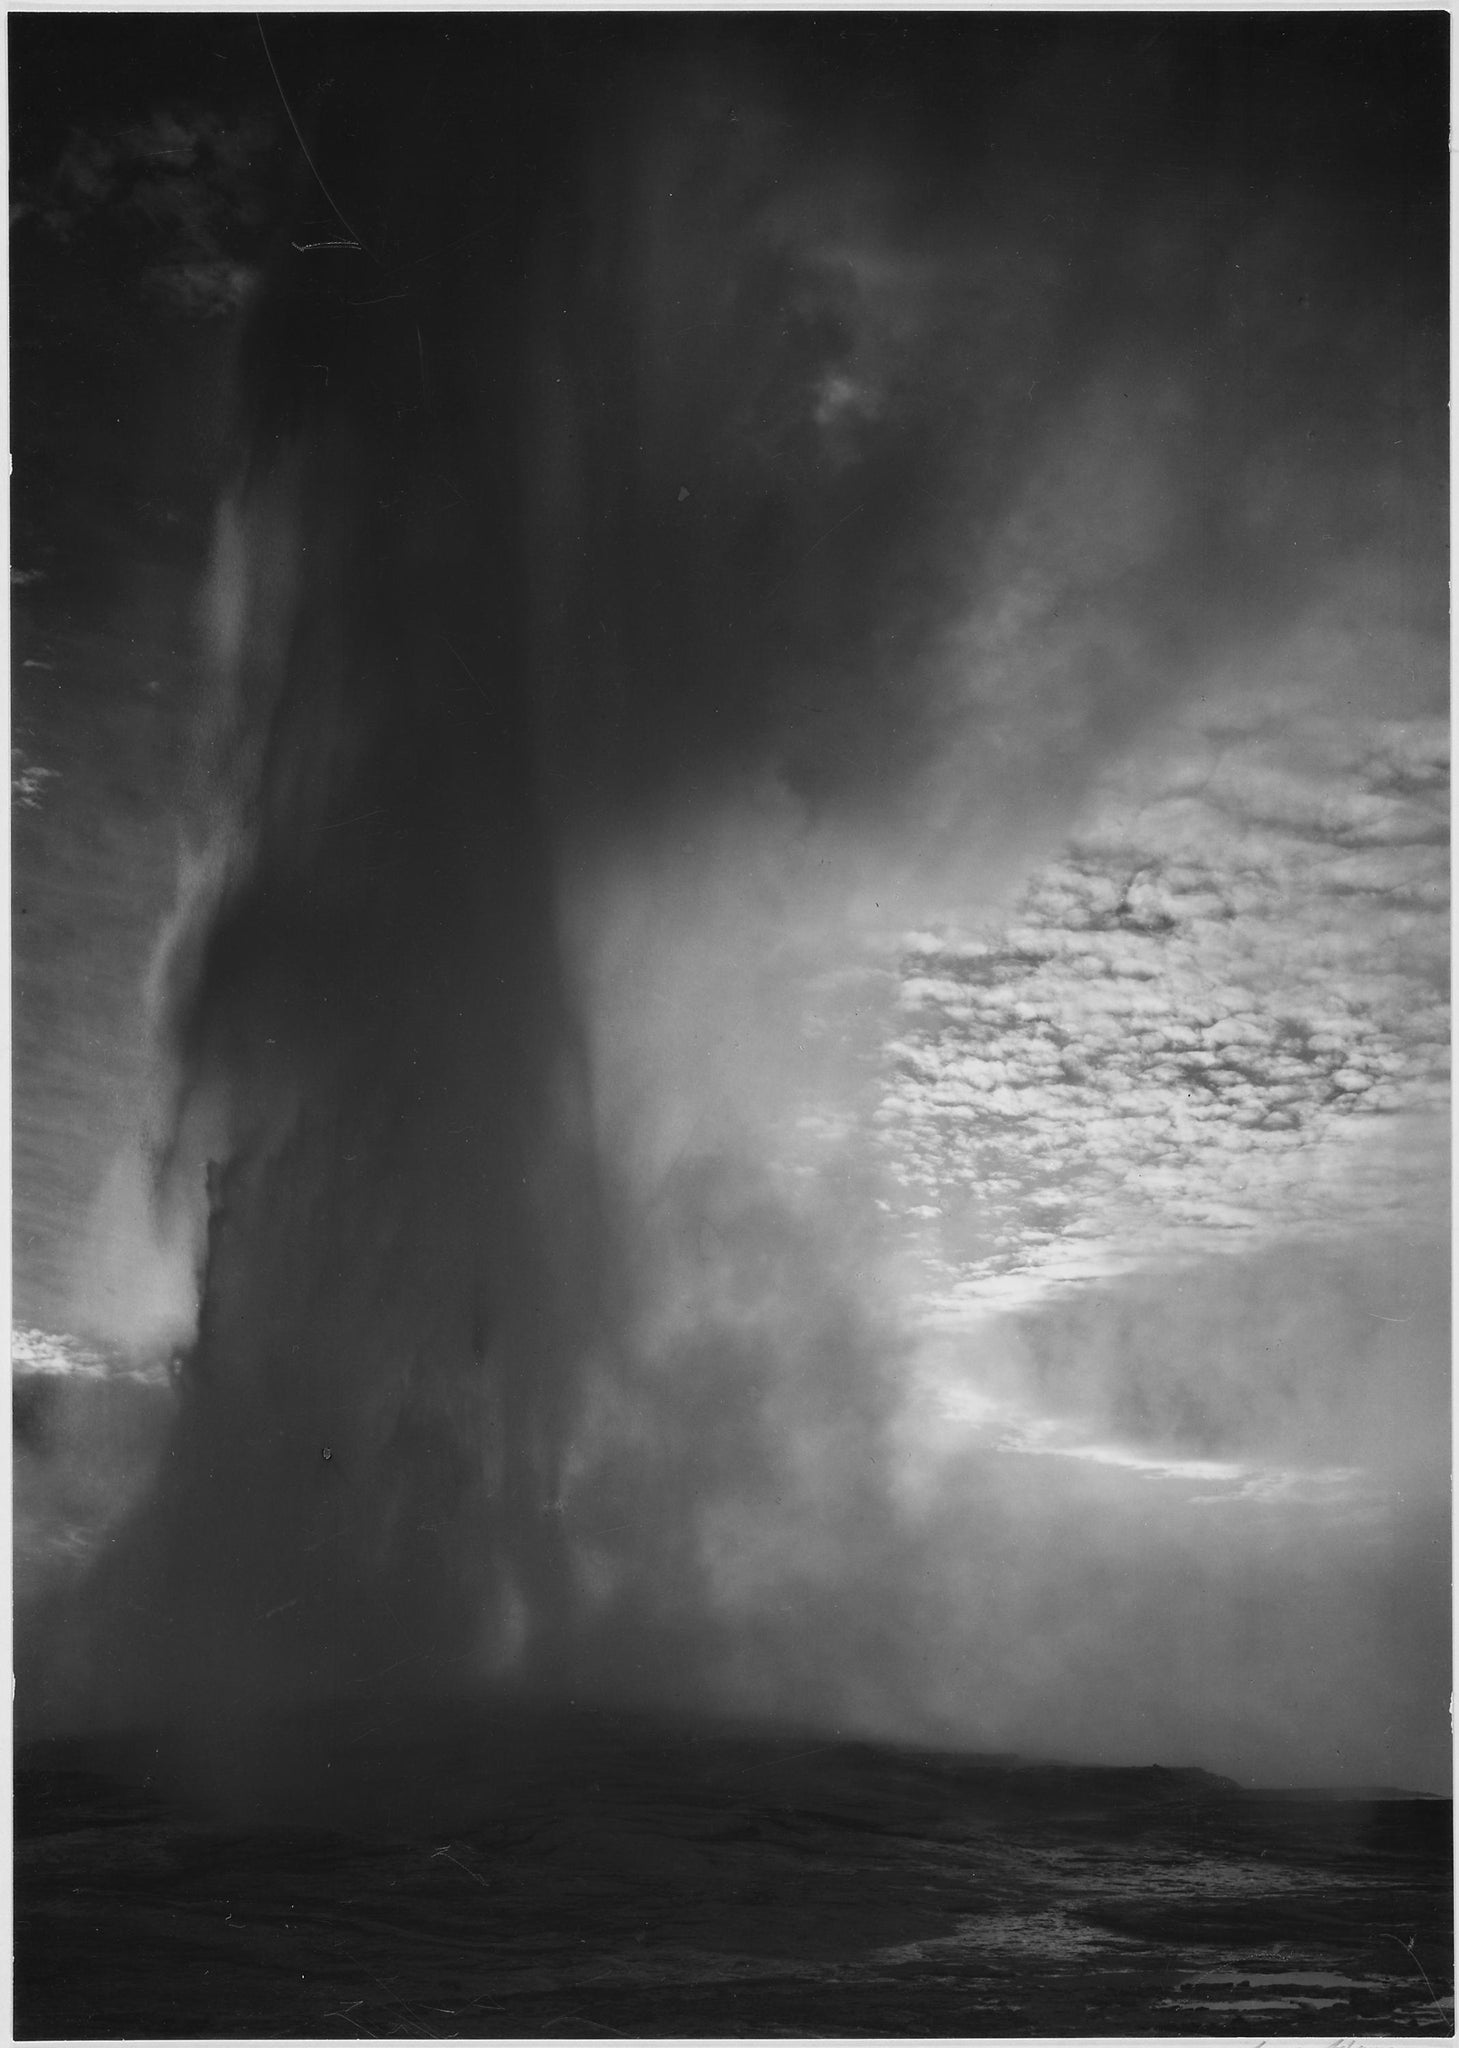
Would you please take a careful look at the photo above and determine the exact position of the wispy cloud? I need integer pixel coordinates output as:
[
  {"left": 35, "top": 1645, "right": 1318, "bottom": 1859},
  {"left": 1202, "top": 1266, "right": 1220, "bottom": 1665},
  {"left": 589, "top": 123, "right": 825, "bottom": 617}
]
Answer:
[
  {"left": 12, "top": 1325, "right": 170, "bottom": 1386},
  {"left": 906, "top": 1367, "right": 1377, "bottom": 1515}
]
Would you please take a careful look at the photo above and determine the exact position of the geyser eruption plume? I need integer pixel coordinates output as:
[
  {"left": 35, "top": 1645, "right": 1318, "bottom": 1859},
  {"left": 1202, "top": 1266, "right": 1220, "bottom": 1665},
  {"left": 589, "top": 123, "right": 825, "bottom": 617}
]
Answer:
[
  {"left": 81, "top": 23, "right": 955, "bottom": 1733},
  {"left": 41, "top": 18, "right": 1445, "bottom": 1789}
]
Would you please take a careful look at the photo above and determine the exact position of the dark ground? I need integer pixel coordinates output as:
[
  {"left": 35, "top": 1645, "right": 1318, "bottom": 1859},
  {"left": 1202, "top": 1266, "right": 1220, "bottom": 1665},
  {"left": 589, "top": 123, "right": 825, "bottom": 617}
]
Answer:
[{"left": 15, "top": 1700, "right": 1454, "bottom": 2039}]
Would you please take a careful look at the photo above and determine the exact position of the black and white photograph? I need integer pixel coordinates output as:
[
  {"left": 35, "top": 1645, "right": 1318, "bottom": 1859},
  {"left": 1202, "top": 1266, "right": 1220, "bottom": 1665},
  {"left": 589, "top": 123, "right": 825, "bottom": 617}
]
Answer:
[{"left": 11, "top": 10, "right": 1452, "bottom": 2039}]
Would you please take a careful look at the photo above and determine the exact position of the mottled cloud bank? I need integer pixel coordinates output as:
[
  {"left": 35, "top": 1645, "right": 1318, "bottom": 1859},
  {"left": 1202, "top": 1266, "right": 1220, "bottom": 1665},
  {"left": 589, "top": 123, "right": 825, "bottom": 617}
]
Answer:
[{"left": 883, "top": 703, "right": 1448, "bottom": 1318}]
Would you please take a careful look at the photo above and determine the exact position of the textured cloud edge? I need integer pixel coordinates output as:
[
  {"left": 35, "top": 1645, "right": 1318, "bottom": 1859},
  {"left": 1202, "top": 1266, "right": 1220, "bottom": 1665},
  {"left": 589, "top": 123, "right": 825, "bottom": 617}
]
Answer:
[
  {"left": 879, "top": 700, "right": 1448, "bottom": 1321},
  {"left": 12, "top": 1326, "right": 171, "bottom": 1387}
]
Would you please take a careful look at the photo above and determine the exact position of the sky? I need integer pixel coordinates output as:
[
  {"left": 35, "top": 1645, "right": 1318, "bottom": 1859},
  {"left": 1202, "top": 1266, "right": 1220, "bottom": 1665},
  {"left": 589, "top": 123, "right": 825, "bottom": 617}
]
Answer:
[{"left": 10, "top": 15, "right": 1450, "bottom": 1793}]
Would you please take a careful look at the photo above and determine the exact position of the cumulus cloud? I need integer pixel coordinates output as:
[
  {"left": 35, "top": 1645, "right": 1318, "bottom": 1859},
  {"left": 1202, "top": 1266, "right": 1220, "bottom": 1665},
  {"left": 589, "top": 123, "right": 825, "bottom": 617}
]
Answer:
[{"left": 880, "top": 703, "right": 1448, "bottom": 1320}]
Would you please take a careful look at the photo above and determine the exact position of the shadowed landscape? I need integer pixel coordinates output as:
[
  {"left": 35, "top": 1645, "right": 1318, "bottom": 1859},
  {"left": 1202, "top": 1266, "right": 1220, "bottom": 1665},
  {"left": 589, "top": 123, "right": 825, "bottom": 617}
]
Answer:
[{"left": 16, "top": 1703, "right": 1453, "bottom": 2039}]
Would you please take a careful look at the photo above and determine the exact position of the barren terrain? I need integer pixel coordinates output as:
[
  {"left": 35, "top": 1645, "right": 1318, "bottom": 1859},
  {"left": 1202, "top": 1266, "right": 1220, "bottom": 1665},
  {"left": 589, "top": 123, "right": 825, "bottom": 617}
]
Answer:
[{"left": 15, "top": 1703, "right": 1453, "bottom": 2038}]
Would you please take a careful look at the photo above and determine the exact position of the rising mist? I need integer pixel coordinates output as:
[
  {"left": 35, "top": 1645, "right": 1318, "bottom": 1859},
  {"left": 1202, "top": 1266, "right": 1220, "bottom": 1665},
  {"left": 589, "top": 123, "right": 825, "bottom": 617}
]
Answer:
[{"left": 21, "top": 17, "right": 1448, "bottom": 1797}]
